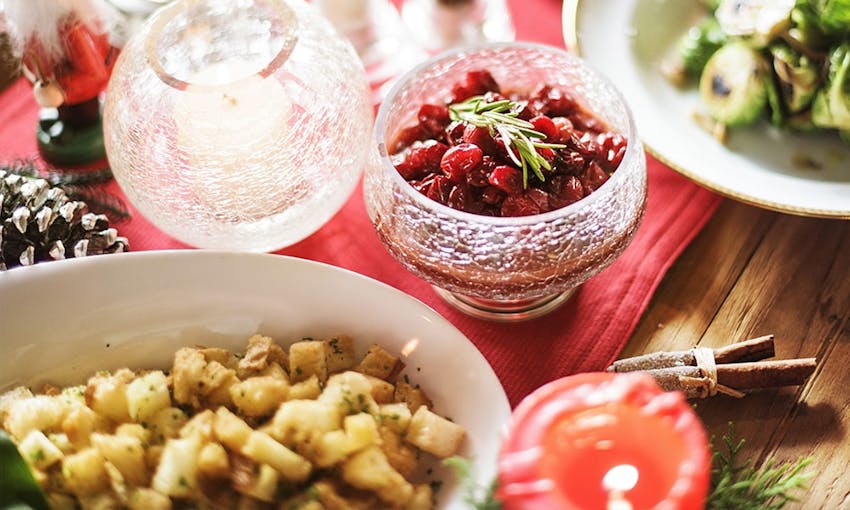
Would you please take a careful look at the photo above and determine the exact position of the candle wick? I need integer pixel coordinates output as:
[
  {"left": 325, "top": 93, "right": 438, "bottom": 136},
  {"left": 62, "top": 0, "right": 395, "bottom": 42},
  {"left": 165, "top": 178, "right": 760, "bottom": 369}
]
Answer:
[{"left": 606, "top": 490, "right": 633, "bottom": 510}]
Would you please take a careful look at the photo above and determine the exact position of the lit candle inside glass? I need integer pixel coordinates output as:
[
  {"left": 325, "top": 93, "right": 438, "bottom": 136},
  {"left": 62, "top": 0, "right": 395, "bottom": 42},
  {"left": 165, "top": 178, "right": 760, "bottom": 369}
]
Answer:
[{"left": 497, "top": 373, "right": 710, "bottom": 510}]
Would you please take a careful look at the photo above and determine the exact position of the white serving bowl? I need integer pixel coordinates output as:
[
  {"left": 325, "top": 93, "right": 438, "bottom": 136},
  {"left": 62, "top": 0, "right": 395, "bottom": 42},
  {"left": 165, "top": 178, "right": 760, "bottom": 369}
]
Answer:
[{"left": 0, "top": 251, "right": 510, "bottom": 509}]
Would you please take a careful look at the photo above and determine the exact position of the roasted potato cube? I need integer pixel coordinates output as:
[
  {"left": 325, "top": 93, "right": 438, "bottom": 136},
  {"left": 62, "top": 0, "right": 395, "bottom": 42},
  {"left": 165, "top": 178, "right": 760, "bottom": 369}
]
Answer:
[
  {"left": 237, "top": 334, "right": 288, "bottom": 378},
  {"left": 197, "top": 442, "right": 230, "bottom": 479},
  {"left": 62, "top": 447, "right": 110, "bottom": 496},
  {"left": 314, "top": 429, "right": 350, "bottom": 467},
  {"left": 171, "top": 348, "right": 207, "bottom": 407},
  {"left": 62, "top": 405, "right": 108, "bottom": 449},
  {"left": 91, "top": 432, "right": 149, "bottom": 486},
  {"left": 313, "top": 479, "right": 378, "bottom": 510},
  {"left": 242, "top": 431, "right": 312, "bottom": 483},
  {"left": 179, "top": 409, "right": 215, "bottom": 442},
  {"left": 344, "top": 413, "right": 381, "bottom": 453},
  {"left": 378, "top": 426, "right": 418, "bottom": 480},
  {"left": 229, "top": 376, "right": 289, "bottom": 417},
  {"left": 394, "top": 381, "right": 433, "bottom": 414},
  {"left": 405, "top": 406, "right": 465, "bottom": 458},
  {"left": 19, "top": 429, "right": 64, "bottom": 470},
  {"left": 363, "top": 375, "right": 395, "bottom": 404},
  {"left": 319, "top": 372, "right": 378, "bottom": 417},
  {"left": 270, "top": 399, "right": 341, "bottom": 445},
  {"left": 378, "top": 403, "right": 412, "bottom": 434},
  {"left": 148, "top": 407, "right": 188, "bottom": 444},
  {"left": 199, "top": 347, "right": 240, "bottom": 370},
  {"left": 213, "top": 407, "right": 253, "bottom": 451},
  {"left": 290, "top": 340, "right": 330, "bottom": 384},
  {"left": 115, "top": 423, "right": 150, "bottom": 444},
  {"left": 287, "top": 374, "right": 322, "bottom": 400},
  {"left": 85, "top": 369, "right": 134, "bottom": 423},
  {"left": 4, "top": 394, "right": 68, "bottom": 441},
  {"left": 151, "top": 436, "right": 202, "bottom": 497},
  {"left": 203, "top": 369, "right": 239, "bottom": 408},
  {"left": 126, "top": 370, "right": 171, "bottom": 423},
  {"left": 324, "top": 335, "right": 356, "bottom": 373},
  {"left": 259, "top": 361, "right": 289, "bottom": 381},
  {"left": 355, "top": 344, "right": 405, "bottom": 381},
  {"left": 406, "top": 484, "right": 434, "bottom": 510},
  {"left": 341, "top": 446, "right": 413, "bottom": 507},
  {"left": 127, "top": 487, "right": 172, "bottom": 510}
]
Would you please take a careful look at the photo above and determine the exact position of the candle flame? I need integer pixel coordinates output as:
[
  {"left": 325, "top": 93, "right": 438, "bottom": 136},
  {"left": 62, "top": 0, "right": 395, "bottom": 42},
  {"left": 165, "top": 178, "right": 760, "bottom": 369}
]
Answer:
[{"left": 400, "top": 338, "right": 420, "bottom": 357}]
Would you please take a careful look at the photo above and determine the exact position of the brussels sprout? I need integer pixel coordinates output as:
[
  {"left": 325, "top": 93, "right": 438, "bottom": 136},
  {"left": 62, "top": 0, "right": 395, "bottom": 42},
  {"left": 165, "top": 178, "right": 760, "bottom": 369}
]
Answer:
[
  {"left": 679, "top": 17, "right": 728, "bottom": 78},
  {"left": 812, "top": 43, "right": 850, "bottom": 130},
  {"left": 716, "top": 0, "right": 795, "bottom": 45},
  {"left": 770, "top": 43, "right": 823, "bottom": 113},
  {"left": 765, "top": 70, "right": 787, "bottom": 126},
  {"left": 788, "top": 4, "right": 832, "bottom": 51},
  {"left": 811, "top": 0, "right": 850, "bottom": 35},
  {"left": 699, "top": 42, "right": 770, "bottom": 126}
]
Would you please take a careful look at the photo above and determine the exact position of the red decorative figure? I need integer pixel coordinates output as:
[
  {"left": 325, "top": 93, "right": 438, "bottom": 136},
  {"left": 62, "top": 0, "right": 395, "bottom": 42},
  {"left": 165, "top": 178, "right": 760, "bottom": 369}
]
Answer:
[{"left": 4, "top": 0, "right": 119, "bottom": 165}]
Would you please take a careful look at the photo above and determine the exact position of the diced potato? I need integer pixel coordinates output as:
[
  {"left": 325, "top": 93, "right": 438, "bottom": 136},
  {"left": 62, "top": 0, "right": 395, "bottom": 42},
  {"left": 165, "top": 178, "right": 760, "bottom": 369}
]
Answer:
[
  {"left": 278, "top": 494, "right": 325, "bottom": 510},
  {"left": 324, "top": 335, "right": 356, "bottom": 373},
  {"left": 77, "top": 492, "right": 121, "bottom": 510},
  {"left": 199, "top": 347, "right": 240, "bottom": 370},
  {"left": 363, "top": 374, "right": 395, "bottom": 404},
  {"left": 85, "top": 369, "right": 134, "bottom": 423},
  {"left": 394, "top": 381, "right": 433, "bottom": 415},
  {"left": 235, "top": 463, "right": 278, "bottom": 502},
  {"left": 341, "top": 446, "right": 413, "bottom": 507},
  {"left": 204, "top": 369, "right": 239, "bottom": 408},
  {"left": 19, "top": 429, "right": 64, "bottom": 470},
  {"left": 115, "top": 423, "right": 150, "bottom": 444},
  {"left": 91, "top": 432, "right": 149, "bottom": 486},
  {"left": 126, "top": 371, "right": 171, "bottom": 423},
  {"left": 314, "top": 430, "right": 350, "bottom": 467},
  {"left": 343, "top": 413, "right": 381, "bottom": 454},
  {"left": 290, "top": 340, "right": 330, "bottom": 384},
  {"left": 378, "top": 426, "right": 418, "bottom": 480},
  {"left": 198, "top": 361, "right": 234, "bottom": 397},
  {"left": 46, "top": 493, "right": 78, "bottom": 510},
  {"left": 0, "top": 386, "right": 33, "bottom": 427},
  {"left": 319, "top": 372, "right": 378, "bottom": 417},
  {"left": 270, "top": 399, "right": 341, "bottom": 446},
  {"left": 242, "top": 431, "right": 312, "bottom": 483},
  {"left": 260, "top": 362, "right": 289, "bottom": 381},
  {"left": 62, "top": 405, "right": 107, "bottom": 449},
  {"left": 378, "top": 403, "right": 412, "bottom": 434},
  {"left": 213, "top": 407, "right": 254, "bottom": 451},
  {"left": 127, "top": 487, "right": 172, "bottom": 510},
  {"left": 237, "top": 334, "right": 288, "bottom": 378},
  {"left": 354, "top": 344, "right": 404, "bottom": 381},
  {"left": 179, "top": 409, "right": 215, "bottom": 442},
  {"left": 145, "top": 445, "right": 164, "bottom": 471},
  {"left": 197, "top": 442, "right": 229, "bottom": 478},
  {"left": 229, "top": 376, "right": 289, "bottom": 417},
  {"left": 171, "top": 348, "right": 207, "bottom": 407},
  {"left": 5, "top": 394, "right": 67, "bottom": 441},
  {"left": 151, "top": 435, "right": 202, "bottom": 497},
  {"left": 48, "top": 432, "right": 74, "bottom": 454},
  {"left": 406, "top": 484, "right": 434, "bottom": 510},
  {"left": 405, "top": 406, "right": 465, "bottom": 458},
  {"left": 148, "top": 407, "right": 188, "bottom": 444},
  {"left": 62, "top": 447, "right": 110, "bottom": 496},
  {"left": 288, "top": 374, "right": 322, "bottom": 400},
  {"left": 313, "top": 479, "right": 378, "bottom": 510}
]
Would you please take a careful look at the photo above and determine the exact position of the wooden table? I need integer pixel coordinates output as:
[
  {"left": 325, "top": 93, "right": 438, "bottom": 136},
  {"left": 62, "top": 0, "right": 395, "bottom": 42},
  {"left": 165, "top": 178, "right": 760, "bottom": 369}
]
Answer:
[{"left": 626, "top": 199, "right": 850, "bottom": 507}]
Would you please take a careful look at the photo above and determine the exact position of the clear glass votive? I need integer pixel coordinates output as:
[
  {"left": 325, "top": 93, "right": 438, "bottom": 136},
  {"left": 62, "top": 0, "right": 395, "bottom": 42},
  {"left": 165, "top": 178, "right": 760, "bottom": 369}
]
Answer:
[
  {"left": 401, "top": 0, "right": 515, "bottom": 52},
  {"left": 103, "top": 0, "right": 372, "bottom": 251},
  {"left": 363, "top": 43, "right": 648, "bottom": 322}
]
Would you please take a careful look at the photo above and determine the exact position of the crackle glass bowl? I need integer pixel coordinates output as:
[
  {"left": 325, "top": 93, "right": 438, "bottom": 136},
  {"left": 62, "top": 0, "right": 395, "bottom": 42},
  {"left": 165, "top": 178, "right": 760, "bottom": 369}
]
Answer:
[
  {"left": 103, "top": 0, "right": 372, "bottom": 251},
  {"left": 363, "top": 43, "right": 648, "bottom": 322}
]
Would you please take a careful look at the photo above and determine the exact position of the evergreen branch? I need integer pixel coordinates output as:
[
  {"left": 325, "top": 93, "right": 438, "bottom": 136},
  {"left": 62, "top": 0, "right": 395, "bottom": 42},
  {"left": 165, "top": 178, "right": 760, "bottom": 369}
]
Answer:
[
  {"left": 448, "top": 96, "right": 565, "bottom": 188},
  {"left": 444, "top": 457, "right": 502, "bottom": 510}
]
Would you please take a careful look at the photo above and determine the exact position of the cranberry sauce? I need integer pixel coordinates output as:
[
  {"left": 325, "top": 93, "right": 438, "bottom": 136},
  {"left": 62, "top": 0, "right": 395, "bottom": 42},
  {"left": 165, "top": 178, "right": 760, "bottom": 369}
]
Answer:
[{"left": 389, "top": 70, "right": 627, "bottom": 217}]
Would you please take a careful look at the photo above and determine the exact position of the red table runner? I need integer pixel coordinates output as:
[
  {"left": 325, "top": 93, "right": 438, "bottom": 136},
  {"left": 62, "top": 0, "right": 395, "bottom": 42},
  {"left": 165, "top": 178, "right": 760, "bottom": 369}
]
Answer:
[{"left": 0, "top": 0, "right": 721, "bottom": 406}]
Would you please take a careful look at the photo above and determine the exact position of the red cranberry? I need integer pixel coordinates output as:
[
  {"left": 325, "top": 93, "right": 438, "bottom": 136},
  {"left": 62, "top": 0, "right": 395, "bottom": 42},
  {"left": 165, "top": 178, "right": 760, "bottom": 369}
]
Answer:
[
  {"left": 533, "top": 85, "right": 577, "bottom": 117},
  {"left": 418, "top": 104, "right": 450, "bottom": 138},
  {"left": 466, "top": 166, "right": 490, "bottom": 187},
  {"left": 548, "top": 175, "right": 584, "bottom": 209},
  {"left": 551, "top": 117, "right": 574, "bottom": 143},
  {"left": 488, "top": 165, "right": 523, "bottom": 195},
  {"left": 426, "top": 175, "right": 452, "bottom": 204},
  {"left": 446, "top": 121, "right": 466, "bottom": 145},
  {"left": 481, "top": 186, "right": 506, "bottom": 205},
  {"left": 462, "top": 124, "right": 499, "bottom": 154},
  {"left": 447, "top": 182, "right": 471, "bottom": 211},
  {"left": 530, "top": 116, "right": 558, "bottom": 142},
  {"left": 395, "top": 140, "right": 448, "bottom": 180},
  {"left": 501, "top": 192, "right": 543, "bottom": 217},
  {"left": 581, "top": 161, "right": 609, "bottom": 193},
  {"left": 513, "top": 100, "right": 540, "bottom": 121},
  {"left": 441, "top": 143, "right": 484, "bottom": 183},
  {"left": 451, "top": 70, "right": 501, "bottom": 103},
  {"left": 525, "top": 188, "right": 550, "bottom": 212},
  {"left": 390, "top": 124, "right": 426, "bottom": 153}
]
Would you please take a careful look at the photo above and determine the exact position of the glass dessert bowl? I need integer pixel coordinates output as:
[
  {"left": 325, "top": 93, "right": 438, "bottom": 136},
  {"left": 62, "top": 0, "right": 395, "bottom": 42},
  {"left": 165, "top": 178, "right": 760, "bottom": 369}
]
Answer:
[{"left": 363, "top": 43, "right": 648, "bottom": 322}]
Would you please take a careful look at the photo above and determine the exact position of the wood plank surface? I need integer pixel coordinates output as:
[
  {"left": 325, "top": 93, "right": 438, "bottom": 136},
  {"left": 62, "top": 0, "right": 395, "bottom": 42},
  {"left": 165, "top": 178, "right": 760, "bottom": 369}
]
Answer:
[{"left": 627, "top": 199, "right": 850, "bottom": 508}]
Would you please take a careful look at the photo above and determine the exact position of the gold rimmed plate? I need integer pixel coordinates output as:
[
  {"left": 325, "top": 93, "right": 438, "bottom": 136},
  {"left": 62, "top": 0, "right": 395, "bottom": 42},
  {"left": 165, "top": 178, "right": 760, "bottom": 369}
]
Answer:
[{"left": 564, "top": 0, "right": 850, "bottom": 219}]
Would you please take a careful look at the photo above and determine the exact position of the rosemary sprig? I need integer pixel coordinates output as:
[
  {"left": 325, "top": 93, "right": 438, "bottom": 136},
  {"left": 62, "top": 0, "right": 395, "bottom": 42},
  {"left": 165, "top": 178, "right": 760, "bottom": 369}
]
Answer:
[
  {"left": 443, "top": 457, "right": 502, "bottom": 510},
  {"left": 448, "top": 96, "right": 565, "bottom": 188},
  {"left": 707, "top": 423, "right": 812, "bottom": 510}
]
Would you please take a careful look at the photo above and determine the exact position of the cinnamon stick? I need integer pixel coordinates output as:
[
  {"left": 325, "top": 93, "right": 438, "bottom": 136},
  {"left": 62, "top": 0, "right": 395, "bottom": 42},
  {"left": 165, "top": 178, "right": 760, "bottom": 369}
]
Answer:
[
  {"left": 643, "top": 358, "right": 817, "bottom": 399},
  {"left": 608, "top": 335, "right": 775, "bottom": 373}
]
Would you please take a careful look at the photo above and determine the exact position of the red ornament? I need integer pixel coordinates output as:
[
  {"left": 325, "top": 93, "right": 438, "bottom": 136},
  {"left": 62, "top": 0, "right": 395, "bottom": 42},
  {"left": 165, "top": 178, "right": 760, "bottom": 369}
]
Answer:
[{"left": 497, "top": 372, "right": 710, "bottom": 510}]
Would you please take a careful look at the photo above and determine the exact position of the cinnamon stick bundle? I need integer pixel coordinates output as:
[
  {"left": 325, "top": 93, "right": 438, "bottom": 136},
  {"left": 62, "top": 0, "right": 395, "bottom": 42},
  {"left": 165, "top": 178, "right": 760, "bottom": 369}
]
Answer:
[{"left": 608, "top": 335, "right": 816, "bottom": 399}]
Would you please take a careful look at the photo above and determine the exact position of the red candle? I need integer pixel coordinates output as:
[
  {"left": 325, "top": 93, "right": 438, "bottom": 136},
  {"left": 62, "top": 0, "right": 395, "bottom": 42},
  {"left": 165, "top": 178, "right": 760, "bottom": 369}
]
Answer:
[{"left": 497, "top": 373, "right": 710, "bottom": 510}]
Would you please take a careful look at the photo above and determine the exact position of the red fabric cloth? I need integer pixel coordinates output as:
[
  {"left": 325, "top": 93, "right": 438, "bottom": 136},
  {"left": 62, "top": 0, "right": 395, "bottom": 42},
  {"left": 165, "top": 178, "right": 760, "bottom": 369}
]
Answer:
[{"left": 0, "top": 0, "right": 722, "bottom": 407}]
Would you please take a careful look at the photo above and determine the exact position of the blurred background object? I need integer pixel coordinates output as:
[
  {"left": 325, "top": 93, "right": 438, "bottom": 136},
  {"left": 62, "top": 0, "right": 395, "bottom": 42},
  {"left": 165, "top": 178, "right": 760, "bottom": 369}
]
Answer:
[{"left": 401, "top": 0, "right": 514, "bottom": 52}]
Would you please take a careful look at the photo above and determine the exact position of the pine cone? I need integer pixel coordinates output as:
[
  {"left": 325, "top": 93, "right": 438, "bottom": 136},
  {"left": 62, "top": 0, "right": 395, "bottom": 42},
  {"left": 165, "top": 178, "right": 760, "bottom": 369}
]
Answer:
[{"left": 0, "top": 170, "right": 129, "bottom": 270}]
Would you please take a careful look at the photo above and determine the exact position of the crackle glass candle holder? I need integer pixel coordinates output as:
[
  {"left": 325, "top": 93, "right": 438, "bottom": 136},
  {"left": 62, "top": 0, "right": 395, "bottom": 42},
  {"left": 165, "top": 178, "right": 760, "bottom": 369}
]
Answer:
[
  {"left": 103, "top": 0, "right": 372, "bottom": 251},
  {"left": 363, "top": 43, "right": 647, "bottom": 322}
]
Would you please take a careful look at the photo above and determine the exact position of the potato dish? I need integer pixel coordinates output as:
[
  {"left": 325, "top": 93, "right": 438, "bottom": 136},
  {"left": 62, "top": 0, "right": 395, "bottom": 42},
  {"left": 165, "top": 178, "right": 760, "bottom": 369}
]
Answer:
[{"left": 0, "top": 335, "right": 466, "bottom": 509}]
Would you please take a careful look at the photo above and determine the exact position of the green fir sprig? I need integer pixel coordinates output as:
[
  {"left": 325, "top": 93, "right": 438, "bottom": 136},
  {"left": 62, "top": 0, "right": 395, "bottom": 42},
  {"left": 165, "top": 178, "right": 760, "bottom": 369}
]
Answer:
[
  {"left": 448, "top": 96, "right": 565, "bottom": 188},
  {"left": 447, "top": 423, "right": 812, "bottom": 510}
]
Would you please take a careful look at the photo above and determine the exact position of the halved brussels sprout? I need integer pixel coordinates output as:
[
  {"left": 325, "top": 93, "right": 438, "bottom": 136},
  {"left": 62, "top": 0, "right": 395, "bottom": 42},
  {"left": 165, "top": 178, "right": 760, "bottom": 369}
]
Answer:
[
  {"left": 812, "top": 0, "right": 850, "bottom": 36},
  {"left": 699, "top": 41, "right": 769, "bottom": 126},
  {"left": 788, "top": 4, "right": 832, "bottom": 52},
  {"left": 812, "top": 43, "right": 850, "bottom": 130},
  {"left": 770, "top": 43, "right": 823, "bottom": 113},
  {"left": 716, "top": 0, "right": 795, "bottom": 44},
  {"left": 680, "top": 17, "right": 728, "bottom": 78}
]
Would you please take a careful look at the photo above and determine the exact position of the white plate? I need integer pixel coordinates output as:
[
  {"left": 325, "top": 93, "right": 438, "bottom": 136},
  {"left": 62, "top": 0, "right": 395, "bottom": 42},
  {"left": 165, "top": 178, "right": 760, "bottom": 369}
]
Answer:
[
  {"left": 564, "top": 0, "right": 850, "bottom": 219},
  {"left": 0, "top": 251, "right": 510, "bottom": 509}
]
